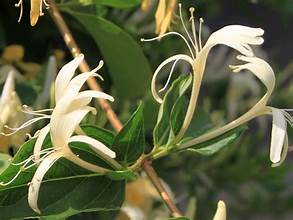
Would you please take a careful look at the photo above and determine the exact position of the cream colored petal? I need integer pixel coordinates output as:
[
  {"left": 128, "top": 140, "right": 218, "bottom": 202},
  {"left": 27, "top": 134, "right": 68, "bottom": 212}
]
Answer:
[
  {"left": 213, "top": 200, "right": 226, "bottom": 220},
  {"left": 28, "top": 151, "right": 62, "bottom": 214},
  {"left": 33, "top": 124, "right": 50, "bottom": 164},
  {"left": 0, "top": 72, "right": 15, "bottom": 107},
  {"left": 65, "top": 72, "right": 101, "bottom": 98},
  {"left": 76, "top": 90, "right": 114, "bottom": 102},
  {"left": 272, "top": 133, "right": 288, "bottom": 167},
  {"left": 30, "top": 0, "right": 41, "bottom": 26},
  {"left": 69, "top": 135, "right": 116, "bottom": 158},
  {"left": 55, "top": 54, "right": 84, "bottom": 102},
  {"left": 204, "top": 25, "right": 264, "bottom": 57},
  {"left": 151, "top": 54, "right": 194, "bottom": 103},
  {"left": 66, "top": 90, "right": 114, "bottom": 113},
  {"left": 157, "top": 0, "right": 177, "bottom": 36},
  {"left": 270, "top": 108, "right": 287, "bottom": 164},
  {"left": 231, "top": 55, "right": 275, "bottom": 97},
  {"left": 155, "top": 0, "right": 166, "bottom": 34},
  {"left": 50, "top": 106, "right": 94, "bottom": 147}
]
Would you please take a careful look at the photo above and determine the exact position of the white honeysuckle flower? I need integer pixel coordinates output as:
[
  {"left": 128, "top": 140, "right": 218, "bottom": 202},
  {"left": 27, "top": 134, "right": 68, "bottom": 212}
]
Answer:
[
  {"left": 142, "top": 4, "right": 292, "bottom": 165},
  {"left": 1, "top": 54, "right": 110, "bottom": 160},
  {"left": 0, "top": 55, "right": 122, "bottom": 213},
  {"left": 180, "top": 55, "right": 292, "bottom": 166},
  {"left": 141, "top": 4, "right": 265, "bottom": 142},
  {"left": 0, "top": 72, "right": 29, "bottom": 152},
  {"left": 14, "top": 0, "right": 50, "bottom": 26},
  {"left": 213, "top": 200, "right": 226, "bottom": 220}
]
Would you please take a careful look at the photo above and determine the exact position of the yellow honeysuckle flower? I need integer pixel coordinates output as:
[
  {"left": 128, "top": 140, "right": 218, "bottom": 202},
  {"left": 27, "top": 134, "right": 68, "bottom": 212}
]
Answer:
[
  {"left": 141, "top": 0, "right": 177, "bottom": 36},
  {"left": 0, "top": 54, "right": 122, "bottom": 213},
  {"left": 14, "top": 0, "right": 49, "bottom": 26},
  {"left": 142, "top": 4, "right": 292, "bottom": 165}
]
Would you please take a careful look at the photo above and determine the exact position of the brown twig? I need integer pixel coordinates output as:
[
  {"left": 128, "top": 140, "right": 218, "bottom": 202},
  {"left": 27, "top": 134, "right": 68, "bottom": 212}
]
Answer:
[
  {"left": 143, "top": 160, "right": 183, "bottom": 217},
  {"left": 47, "top": 0, "right": 182, "bottom": 217}
]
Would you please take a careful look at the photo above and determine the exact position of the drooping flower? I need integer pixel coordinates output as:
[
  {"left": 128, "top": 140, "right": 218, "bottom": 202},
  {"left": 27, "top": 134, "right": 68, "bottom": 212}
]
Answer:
[
  {"left": 14, "top": 0, "right": 49, "bottom": 26},
  {"left": 181, "top": 56, "right": 292, "bottom": 166},
  {"left": 142, "top": 4, "right": 264, "bottom": 141},
  {"left": 0, "top": 54, "right": 122, "bottom": 213},
  {"left": 142, "top": 4, "right": 292, "bottom": 165}
]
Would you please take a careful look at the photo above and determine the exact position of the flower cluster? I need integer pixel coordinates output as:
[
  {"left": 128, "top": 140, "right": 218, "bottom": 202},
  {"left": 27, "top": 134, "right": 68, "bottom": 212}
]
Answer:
[
  {"left": 0, "top": 54, "right": 120, "bottom": 213},
  {"left": 142, "top": 4, "right": 292, "bottom": 166}
]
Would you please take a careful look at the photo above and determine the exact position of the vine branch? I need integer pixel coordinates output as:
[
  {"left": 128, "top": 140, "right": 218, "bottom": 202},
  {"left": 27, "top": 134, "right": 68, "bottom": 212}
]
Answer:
[{"left": 47, "top": 0, "right": 182, "bottom": 217}]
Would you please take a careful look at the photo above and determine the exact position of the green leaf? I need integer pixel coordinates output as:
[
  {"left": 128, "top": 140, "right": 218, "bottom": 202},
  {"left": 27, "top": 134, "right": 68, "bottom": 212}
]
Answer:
[
  {"left": 106, "top": 170, "right": 137, "bottom": 181},
  {"left": 68, "top": 11, "right": 151, "bottom": 99},
  {"left": 112, "top": 103, "right": 145, "bottom": 165},
  {"left": 0, "top": 125, "right": 125, "bottom": 219},
  {"left": 153, "top": 74, "right": 192, "bottom": 147},
  {"left": 186, "top": 126, "right": 246, "bottom": 156},
  {"left": 94, "top": 0, "right": 141, "bottom": 8}
]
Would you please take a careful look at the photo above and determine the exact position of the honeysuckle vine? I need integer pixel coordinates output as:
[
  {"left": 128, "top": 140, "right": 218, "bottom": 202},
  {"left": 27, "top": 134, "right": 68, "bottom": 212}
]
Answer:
[
  {"left": 3, "top": 1, "right": 290, "bottom": 219},
  {"left": 142, "top": 4, "right": 292, "bottom": 166}
]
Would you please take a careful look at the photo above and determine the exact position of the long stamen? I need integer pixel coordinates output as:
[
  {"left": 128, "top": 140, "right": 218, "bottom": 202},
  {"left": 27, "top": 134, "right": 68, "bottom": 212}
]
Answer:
[
  {"left": 23, "top": 150, "right": 55, "bottom": 170},
  {"left": 0, "top": 169, "right": 22, "bottom": 186},
  {"left": 11, "top": 147, "right": 55, "bottom": 166},
  {"left": 280, "top": 109, "right": 293, "bottom": 124},
  {"left": 141, "top": 32, "right": 195, "bottom": 59},
  {"left": 22, "top": 105, "right": 53, "bottom": 113},
  {"left": 26, "top": 131, "right": 40, "bottom": 139},
  {"left": 0, "top": 148, "right": 58, "bottom": 186},
  {"left": 0, "top": 159, "right": 31, "bottom": 186},
  {"left": 159, "top": 59, "right": 180, "bottom": 93},
  {"left": 43, "top": 0, "right": 49, "bottom": 8},
  {"left": 199, "top": 18, "right": 204, "bottom": 50},
  {"left": 178, "top": 4, "right": 197, "bottom": 54},
  {"left": 14, "top": 0, "right": 23, "bottom": 23},
  {"left": 189, "top": 7, "right": 199, "bottom": 54},
  {"left": 1, "top": 116, "right": 50, "bottom": 136},
  {"left": 91, "top": 60, "right": 104, "bottom": 74}
]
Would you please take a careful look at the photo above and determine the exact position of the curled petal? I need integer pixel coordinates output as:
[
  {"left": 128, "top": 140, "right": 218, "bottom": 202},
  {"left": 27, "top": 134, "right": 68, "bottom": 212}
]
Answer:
[
  {"left": 213, "top": 200, "right": 227, "bottom": 220},
  {"left": 67, "top": 90, "right": 114, "bottom": 112},
  {"left": 33, "top": 124, "right": 50, "bottom": 164},
  {"left": 230, "top": 55, "right": 275, "bottom": 98},
  {"left": 28, "top": 152, "right": 62, "bottom": 214},
  {"left": 55, "top": 54, "right": 84, "bottom": 102},
  {"left": 270, "top": 108, "right": 287, "bottom": 164},
  {"left": 69, "top": 135, "right": 116, "bottom": 158},
  {"left": 151, "top": 54, "right": 194, "bottom": 103},
  {"left": 65, "top": 72, "right": 102, "bottom": 97},
  {"left": 205, "top": 25, "right": 264, "bottom": 57}
]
